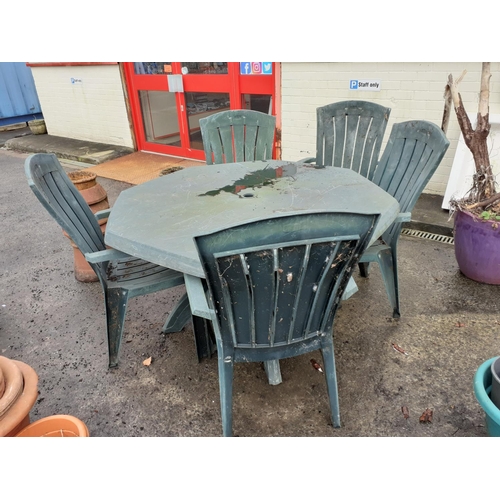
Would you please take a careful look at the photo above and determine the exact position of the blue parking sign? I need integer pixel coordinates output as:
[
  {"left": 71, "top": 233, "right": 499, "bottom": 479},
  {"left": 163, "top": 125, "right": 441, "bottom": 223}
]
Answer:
[{"left": 350, "top": 80, "right": 358, "bottom": 90}]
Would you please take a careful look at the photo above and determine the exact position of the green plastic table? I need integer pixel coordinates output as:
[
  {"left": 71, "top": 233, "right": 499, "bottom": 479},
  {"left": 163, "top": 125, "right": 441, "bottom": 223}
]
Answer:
[{"left": 105, "top": 160, "right": 400, "bottom": 383}]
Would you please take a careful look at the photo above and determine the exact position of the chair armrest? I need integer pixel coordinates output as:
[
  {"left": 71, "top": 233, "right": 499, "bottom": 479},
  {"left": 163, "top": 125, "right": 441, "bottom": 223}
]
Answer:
[
  {"left": 184, "top": 274, "right": 213, "bottom": 320},
  {"left": 395, "top": 212, "right": 412, "bottom": 223},
  {"left": 94, "top": 209, "right": 111, "bottom": 221},
  {"left": 85, "top": 248, "right": 131, "bottom": 263}
]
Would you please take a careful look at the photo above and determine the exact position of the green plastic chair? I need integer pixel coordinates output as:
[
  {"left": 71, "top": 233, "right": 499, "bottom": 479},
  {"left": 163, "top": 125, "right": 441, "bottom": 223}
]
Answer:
[
  {"left": 199, "top": 109, "right": 276, "bottom": 165},
  {"left": 184, "top": 212, "right": 379, "bottom": 436},
  {"left": 358, "top": 120, "right": 450, "bottom": 318},
  {"left": 302, "top": 100, "right": 391, "bottom": 177},
  {"left": 25, "top": 153, "right": 187, "bottom": 368}
]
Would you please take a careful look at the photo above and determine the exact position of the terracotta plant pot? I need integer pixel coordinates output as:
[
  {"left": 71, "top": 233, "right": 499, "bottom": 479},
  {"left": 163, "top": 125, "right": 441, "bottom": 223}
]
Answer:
[
  {"left": 68, "top": 170, "right": 109, "bottom": 215},
  {"left": 454, "top": 209, "right": 500, "bottom": 284},
  {"left": 15, "top": 414, "right": 89, "bottom": 437},
  {"left": 65, "top": 170, "right": 110, "bottom": 283},
  {"left": 0, "top": 357, "right": 39, "bottom": 437},
  {"left": 67, "top": 231, "right": 105, "bottom": 283},
  {"left": 0, "top": 356, "right": 24, "bottom": 419},
  {"left": 0, "top": 365, "right": 5, "bottom": 399}
]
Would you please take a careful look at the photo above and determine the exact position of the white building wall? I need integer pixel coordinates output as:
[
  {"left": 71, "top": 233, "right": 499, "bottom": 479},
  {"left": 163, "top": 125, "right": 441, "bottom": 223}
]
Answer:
[
  {"left": 280, "top": 62, "right": 500, "bottom": 195},
  {"left": 29, "top": 64, "right": 133, "bottom": 148}
]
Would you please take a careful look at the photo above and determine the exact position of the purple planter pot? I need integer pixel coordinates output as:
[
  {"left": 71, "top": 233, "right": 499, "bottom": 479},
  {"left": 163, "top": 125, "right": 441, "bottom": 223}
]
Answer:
[{"left": 454, "top": 209, "right": 500, "bottom": 284}]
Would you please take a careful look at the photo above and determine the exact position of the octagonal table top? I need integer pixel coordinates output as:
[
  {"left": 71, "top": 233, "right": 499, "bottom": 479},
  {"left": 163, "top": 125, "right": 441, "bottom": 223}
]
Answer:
[{"left": 105, "top": 160, "right": 400, "bottom": 278}]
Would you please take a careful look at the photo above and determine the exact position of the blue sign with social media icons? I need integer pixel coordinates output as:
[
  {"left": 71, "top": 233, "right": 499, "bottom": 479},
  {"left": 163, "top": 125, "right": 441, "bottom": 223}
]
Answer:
[{"left": 240, "top": 62, "right": 272, "bottom": 75}]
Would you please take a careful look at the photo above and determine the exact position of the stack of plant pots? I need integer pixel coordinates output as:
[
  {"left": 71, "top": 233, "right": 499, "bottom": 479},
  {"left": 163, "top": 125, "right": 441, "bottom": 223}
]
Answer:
[
  {"left": 0, "top": 356, "right": 39, "bottom": 437},
  {"left": 0, "top": 356, "right": 90, "bottom": 437},
  {"left": 66, "top": 170, "right": 109, "bottom": 283}
]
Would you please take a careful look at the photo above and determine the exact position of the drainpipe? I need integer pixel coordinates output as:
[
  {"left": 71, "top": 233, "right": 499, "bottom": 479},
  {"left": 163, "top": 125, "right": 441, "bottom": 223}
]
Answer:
[
  {"left": 119, "top": 62, "right": 138, "bottom": 151},
  {"left": 274, "top": 63, "right": 282, "bottom": 160}
]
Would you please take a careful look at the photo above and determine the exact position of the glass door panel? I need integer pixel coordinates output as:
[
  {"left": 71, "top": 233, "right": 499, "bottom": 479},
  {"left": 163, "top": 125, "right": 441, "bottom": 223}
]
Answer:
[
  {"left": 139, "top": 90, "right": 180, "bottom": 146},
  {"left": 134, "top": 62, "right": 173, "bottom": 75},
  {"left": 242, "top": 94, "right": 272, "bottom": 114},
  {"left": 185, "top": 91, "right": 230, "bottom": 150},
  {"left": 181, "top": 62, "right": 228, "bottom": 75}
]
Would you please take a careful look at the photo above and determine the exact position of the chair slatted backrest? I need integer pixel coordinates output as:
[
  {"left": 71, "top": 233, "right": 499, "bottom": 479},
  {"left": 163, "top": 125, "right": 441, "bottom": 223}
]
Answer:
[
  {"left": 316, "top": 100, "right": 391, "bottom": 178},
  {"left": 25, "top": 153, "right": 108, "bottom": 277},
  {"left": 371, "top": 120, "right": 450, "bottom": 245},
  {"left": 195, "top": 213, "right": 378, "bottom": 351},
  {"left": 200, "top": 110, "right": 276, "bottom": 165}
]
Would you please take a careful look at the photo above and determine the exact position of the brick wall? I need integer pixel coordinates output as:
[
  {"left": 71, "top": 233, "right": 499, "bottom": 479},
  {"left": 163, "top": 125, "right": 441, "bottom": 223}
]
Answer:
[
  {"left": 30, "top": 64, "right": 133, "bottom": 148},
  {"left": 280, "top": 62, "right": 500, "bottom": 195}
]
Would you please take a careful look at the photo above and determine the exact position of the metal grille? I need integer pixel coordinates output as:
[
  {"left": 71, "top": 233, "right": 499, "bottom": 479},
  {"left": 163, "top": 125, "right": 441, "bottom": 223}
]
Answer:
[{"left": 401, "top": 228, "right": 454, "bottom": 245}]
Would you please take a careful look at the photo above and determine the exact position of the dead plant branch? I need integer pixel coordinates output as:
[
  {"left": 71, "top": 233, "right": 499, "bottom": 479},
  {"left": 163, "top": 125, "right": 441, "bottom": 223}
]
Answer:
[
  {"left": 441, "top": 86, "right": 452, "bottom": 134},
  {"left": 465, "top": 191, "right": 500, "bottom": 210},
  {"left": 448, "top": 64, "right": 496, "bottom": 208},
  {"left": 479, "top": 62, "right": 491, "bottom": 118}
]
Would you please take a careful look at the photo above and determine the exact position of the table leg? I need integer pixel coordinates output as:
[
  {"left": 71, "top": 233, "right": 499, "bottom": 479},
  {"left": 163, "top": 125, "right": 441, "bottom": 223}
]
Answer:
[
  {"left": 162, "top": 292, "right": 191, "bottom": 334},
  {"left": 163, "top": 292, "right": 216, "bottom": 362},
  {"left": 162, "top": 279, "right": 354, "bottom": 383},
  {"left": 264, "top": 360, "right": 283, "bottom": 385},
  {"left": 261, "top": 277, "right": 358, "bottom": 386}
]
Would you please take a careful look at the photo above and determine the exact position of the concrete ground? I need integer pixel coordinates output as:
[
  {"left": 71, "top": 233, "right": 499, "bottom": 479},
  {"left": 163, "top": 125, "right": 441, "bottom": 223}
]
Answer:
[{"left": 1, "top": 134, "right": 498, "bottom": 437}]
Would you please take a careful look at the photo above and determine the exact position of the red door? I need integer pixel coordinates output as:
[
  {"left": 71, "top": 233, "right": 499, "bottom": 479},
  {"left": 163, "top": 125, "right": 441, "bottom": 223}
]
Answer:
[{"left": 123, "top": 62, "right": 277, "bottom": 161}]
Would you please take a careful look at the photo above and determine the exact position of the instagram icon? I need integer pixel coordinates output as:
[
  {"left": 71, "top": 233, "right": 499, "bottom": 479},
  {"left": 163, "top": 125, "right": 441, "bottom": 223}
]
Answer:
[{"left": 251, "top": 62, "right": 262, "bottom": 74}]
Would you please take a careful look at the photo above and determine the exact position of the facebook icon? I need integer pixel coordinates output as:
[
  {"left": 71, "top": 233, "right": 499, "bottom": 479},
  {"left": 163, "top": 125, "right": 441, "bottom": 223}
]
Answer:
[
  {"left": 350, "top": 80, "right": 358, "bottom": 90},
  {"left": 240, "top": 62, "right": 252, "bottom": 75}
]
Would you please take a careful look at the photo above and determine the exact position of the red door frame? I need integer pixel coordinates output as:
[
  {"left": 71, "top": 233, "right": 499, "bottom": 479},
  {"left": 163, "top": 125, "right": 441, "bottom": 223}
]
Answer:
[{"left": 123, "top": 62, "right": 277, "bottom": 161}]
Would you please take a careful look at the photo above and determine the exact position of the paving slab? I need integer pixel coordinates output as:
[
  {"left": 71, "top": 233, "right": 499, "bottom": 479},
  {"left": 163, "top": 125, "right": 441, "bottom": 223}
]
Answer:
[
  {"left": 4, "top": 133, "right": 134, "bottom": 165},
  {"left": 0, "top": 125, "right": 32, "bottom": 147}
]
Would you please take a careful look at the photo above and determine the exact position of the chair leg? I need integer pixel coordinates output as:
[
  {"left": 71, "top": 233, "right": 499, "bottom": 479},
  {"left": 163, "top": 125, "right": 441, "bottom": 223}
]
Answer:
[
  {"left": 321, "top": 337, "right": 341, "bottom": 428},
  {"left": 217, "top": 342, "right": 234, "bottom": 437},
  {"left": 376, "top": 247, "right": 400, "bottom": 319},
  {"left": 162, "top": 292, "right": 192, "bottom": 333},
  {"left": 105, "top": 288, "right": 130, "bottom": 369},
  {"left": 358, "top": 262, "right": 371, "bottom": 278},
  {"left": 390, "top": 242, "right": 400, "bottom": 318},
  {"left": 192, "top": 316, "right": 217, "bottom": 361}
]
